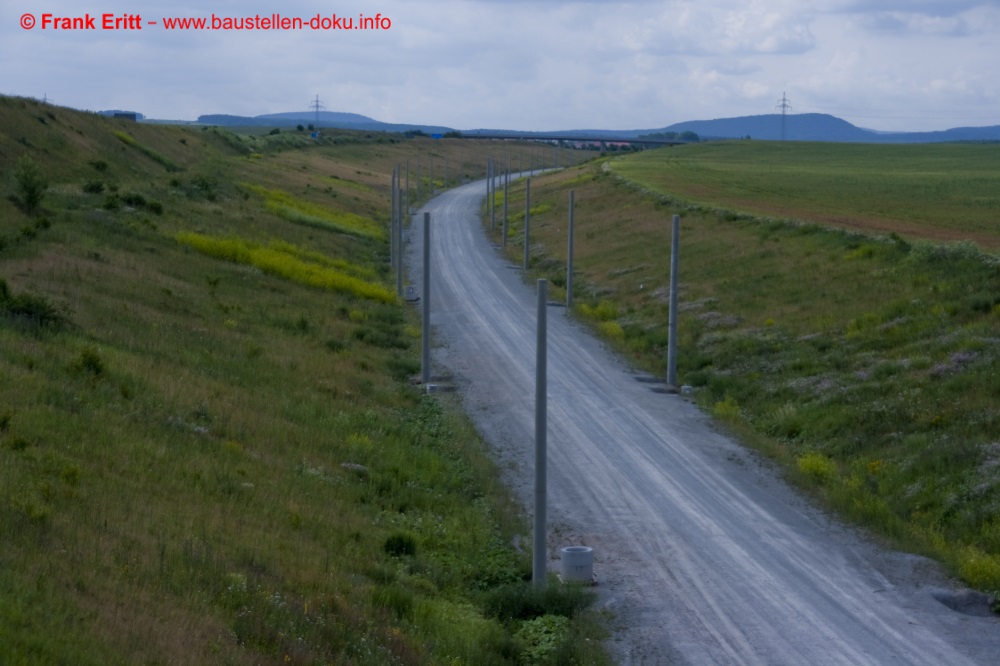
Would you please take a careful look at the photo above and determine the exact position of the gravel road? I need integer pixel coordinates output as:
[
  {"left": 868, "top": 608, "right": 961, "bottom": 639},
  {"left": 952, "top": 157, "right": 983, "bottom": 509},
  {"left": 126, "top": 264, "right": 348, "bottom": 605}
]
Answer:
[{"left": 405, "top": 176, "right": 1000, "bottom": 665}]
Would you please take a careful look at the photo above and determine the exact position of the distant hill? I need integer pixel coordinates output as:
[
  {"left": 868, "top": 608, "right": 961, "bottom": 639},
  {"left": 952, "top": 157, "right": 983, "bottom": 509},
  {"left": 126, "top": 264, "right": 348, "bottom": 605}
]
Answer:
[
  {"left": 464, "top": 115, "right": 1000, "bottom": 144},
  {"left": 873, "top": 125, "right": 1000, "bottom": 144},
  {"left": 196, "top": 110, "right": 452, "bottom": 135},
  {"left": 257, "top": 110, "right": 375, "bottom": 125},
  {"left": 656, "top": 113, "right": 1000, "bottom": 143},
  {"left": 660, "top": 113, "right": 867, "bottom": 142},
  {"left": 191, "top": 109, "right": 1000, "bottom": 144}
]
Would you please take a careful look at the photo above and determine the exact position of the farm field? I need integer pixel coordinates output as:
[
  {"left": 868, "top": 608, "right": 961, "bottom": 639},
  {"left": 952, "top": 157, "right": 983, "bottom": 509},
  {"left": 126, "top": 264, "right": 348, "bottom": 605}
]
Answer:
[
  {"left": 611, "top": 141, "right": 1000, "bottom": 249},
  {"left": 0, "top": 95, "right": 603, "bottom": 665},
  {"left": 486, "top": 145, "right": 1000, "bottom": 604}
]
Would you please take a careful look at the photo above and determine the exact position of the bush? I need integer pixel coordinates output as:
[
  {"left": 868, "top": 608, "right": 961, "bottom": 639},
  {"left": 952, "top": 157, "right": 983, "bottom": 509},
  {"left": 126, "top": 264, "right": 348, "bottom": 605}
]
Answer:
[
  {"left": 82, "top": 179, "right": 105, "bottom": 194},
  {"left": 0, "top": 279, "right": 68, "bottom": 329},
  {"left": 121, "top": 192, "right": 147, "bottom": 207},
  {"left": 12, "top": 155, "right": 47, "bottom": 214}
]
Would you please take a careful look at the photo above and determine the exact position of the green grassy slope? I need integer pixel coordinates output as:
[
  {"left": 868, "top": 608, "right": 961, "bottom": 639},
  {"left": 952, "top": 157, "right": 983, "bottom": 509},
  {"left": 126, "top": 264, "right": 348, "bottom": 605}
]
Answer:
[
  {"left": 612, "top": 141, "right": 1000, "bottom": 249},
  {"left": 486, "top": 151, "right": 1000, "bottom": 603},
  {"left": 0, "top": 96, "right": 605, "bottom": 665}
]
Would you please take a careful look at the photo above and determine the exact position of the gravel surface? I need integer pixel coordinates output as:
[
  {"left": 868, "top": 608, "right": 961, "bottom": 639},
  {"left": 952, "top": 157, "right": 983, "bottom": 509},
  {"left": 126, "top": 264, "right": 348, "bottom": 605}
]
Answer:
[{"left": 405, "top": 177, "right": 1000, "bottom": 665}]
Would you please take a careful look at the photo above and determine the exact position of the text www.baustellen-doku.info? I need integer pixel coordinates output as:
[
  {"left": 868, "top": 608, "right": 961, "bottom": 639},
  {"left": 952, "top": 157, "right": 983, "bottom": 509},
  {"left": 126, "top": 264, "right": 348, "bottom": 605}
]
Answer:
[{"left": 19, "top": 12, "right": 392, "bottom": 32}]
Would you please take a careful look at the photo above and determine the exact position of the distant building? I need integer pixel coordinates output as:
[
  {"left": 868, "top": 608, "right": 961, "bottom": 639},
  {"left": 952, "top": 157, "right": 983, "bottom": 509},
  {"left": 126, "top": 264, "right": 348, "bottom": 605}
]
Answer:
[{"left": 99, "top": 110, "right": 144, "bottom": 121}]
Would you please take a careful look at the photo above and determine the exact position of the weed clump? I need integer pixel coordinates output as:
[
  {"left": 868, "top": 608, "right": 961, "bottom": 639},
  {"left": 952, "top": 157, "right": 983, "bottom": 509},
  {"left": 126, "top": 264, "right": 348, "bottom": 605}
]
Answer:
[
  {"left": 70, "top": 347, "right": 105, "bottom": 377},
  {"left": 82, "top": 179, "right": 105, "bottom": 194},
  {"left": 481, "top": 581, "right": 594, "bottom": 623},
  {"left": 797, "top": 452, "right": 838, "bottom": 485},
  {"left": 102, "top": 193, "right": 121, "bottom": 211},
  {"left": 577, "top": 300, "right": 618, "bottom": 322},
  {"left": 352, "top": 326, "right": 407, "bottom": 349},
  {"left": 4, "top": 435, "right": 31, "bottom": 452},
  {"left": 516, "top": 614, "right": 571, "bottom": 665},
  {"left": 383, "top": 532, "right": 417, "bottom": 557}
]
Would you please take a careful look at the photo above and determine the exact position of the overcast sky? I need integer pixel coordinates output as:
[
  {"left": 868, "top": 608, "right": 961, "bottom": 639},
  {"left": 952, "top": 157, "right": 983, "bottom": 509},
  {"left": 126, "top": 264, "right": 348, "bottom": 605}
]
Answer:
[{"left": 4, "top": 0, "right": 999, "bottom": 132}]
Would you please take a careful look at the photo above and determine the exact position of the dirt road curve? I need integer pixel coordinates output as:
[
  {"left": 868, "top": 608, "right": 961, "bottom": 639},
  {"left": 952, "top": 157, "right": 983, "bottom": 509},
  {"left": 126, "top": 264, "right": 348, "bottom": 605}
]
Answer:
[{"left": 406, "top": 177, "right": 1000, "bottom": 665}]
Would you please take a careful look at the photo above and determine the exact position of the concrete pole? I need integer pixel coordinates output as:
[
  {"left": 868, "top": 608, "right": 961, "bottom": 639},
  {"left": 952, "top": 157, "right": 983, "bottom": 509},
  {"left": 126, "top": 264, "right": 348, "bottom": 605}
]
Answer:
[
  {"left": 533, "top": 278, "right": 548, "bottom": 588},
  {"left": 405, "top": 161, "right": 409, "bottom": 216},
  {"left": 391, "top": 168, "right": 397, "bottom": 273},
  {"left": 422, "top": 212, "right": 431, "bottom": 384},
  {"left": 489, "top": 157, "right": 496, "bottom": 231},
  {"left": 416, "top": 158, "right": 420, "bottom": 198},
  {"left": 502, "top": 164, "right": 509, "bottom": 247},
  {"left": 524, "top": 178, "right": 531, "bottom": 270},
  {"left": 567, "top": 190, "right": 575, "bottom": 307},
  {"left": 396, "top": 187, "right": 404, "bottom": 298},
  {"left": 667, "top": 214, "right": 680, "bottom": 388}
]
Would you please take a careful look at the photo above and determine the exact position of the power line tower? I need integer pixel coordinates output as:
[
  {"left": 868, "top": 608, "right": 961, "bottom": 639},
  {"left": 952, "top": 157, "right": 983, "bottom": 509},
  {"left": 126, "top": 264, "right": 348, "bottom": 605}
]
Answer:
[
  {"left": 775, "top": 92, "right": 792, "bottom": 141},
  {"left": 309, "top": 95, "right": 325, "bottom": 127}
]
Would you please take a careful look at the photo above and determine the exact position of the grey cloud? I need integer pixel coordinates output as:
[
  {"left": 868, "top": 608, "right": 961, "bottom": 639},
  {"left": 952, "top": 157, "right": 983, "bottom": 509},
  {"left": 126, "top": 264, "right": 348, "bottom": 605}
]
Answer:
[{"left": 833, "top": 0, "right": 989, "bottom": 17}]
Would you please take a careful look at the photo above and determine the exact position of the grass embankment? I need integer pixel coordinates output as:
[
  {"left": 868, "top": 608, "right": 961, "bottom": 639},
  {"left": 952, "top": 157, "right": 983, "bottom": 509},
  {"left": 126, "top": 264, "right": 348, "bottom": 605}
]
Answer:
[
  {"left": 612, "top": 141, "right": 1000, "bottom": 249},
  {"left": 486, "top": 147, "right": 1000, "bottom": 601},
  {"left": 0, "top": 95, "right": 607, "bottom": 664}
]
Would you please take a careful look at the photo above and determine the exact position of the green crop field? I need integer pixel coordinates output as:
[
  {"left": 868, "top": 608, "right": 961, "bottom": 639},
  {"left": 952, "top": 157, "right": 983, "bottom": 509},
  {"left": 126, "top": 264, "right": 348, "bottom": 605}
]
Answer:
[
  {"left": 0, "top": 95, "right": 604, "bottom": 665},
  {"left": 611, "top": 141, "right": 1000, "bottom": 249},
  {"left": 487, "top": 147, "right": 1000, "bottom": 605}
]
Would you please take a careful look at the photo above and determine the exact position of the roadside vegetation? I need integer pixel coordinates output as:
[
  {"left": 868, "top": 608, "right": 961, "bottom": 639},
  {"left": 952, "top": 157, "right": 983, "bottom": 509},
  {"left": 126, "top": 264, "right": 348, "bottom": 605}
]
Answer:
[
  {"left": 485, "top": 144, "right": 1000, "bottom": 605},
  {"left": 0, "top": 95, "right": 603, "bottom": 664}
]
